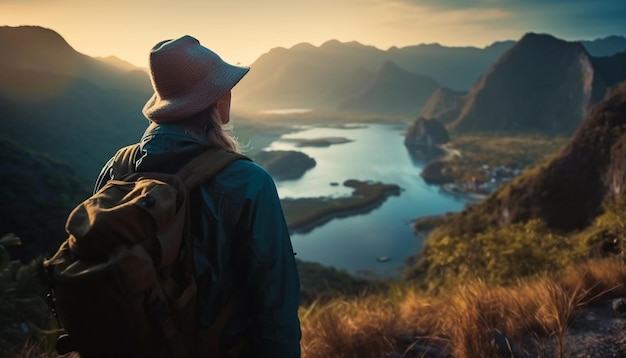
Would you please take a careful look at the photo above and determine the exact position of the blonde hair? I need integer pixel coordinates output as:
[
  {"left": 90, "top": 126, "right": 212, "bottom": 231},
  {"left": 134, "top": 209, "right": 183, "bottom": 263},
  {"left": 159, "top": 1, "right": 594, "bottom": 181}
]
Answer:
[{"left": 181, "top": 105, "right": 239, "bottom": 152}]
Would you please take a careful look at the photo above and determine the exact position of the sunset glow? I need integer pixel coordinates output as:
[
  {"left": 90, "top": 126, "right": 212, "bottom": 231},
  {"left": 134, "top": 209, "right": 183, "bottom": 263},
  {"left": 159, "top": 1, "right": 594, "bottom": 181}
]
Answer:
[{"left": 2, "top": 0, "right": 625, "bottom": 68}]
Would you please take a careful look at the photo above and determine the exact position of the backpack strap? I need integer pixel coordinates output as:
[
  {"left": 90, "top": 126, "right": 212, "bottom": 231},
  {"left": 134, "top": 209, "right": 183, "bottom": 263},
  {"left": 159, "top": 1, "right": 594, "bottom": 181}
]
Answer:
[
  {"left": 176, "top": 148, "right": 250, "bottom": 189},
  {"left": 111, "top": 145, "right": 248, "bottom": 186},
  {"left": 175, "top": 149, "right": 249, "bottom": 357},
  {"left": 111, "top": 143, "right": 140, "bottom": 179}
]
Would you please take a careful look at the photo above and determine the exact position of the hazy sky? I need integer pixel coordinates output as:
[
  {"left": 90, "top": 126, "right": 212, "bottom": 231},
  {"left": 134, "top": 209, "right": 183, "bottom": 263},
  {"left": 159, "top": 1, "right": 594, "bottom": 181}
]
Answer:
[{"left": 2, "top": 0, "right": 625, "bottom": 68}]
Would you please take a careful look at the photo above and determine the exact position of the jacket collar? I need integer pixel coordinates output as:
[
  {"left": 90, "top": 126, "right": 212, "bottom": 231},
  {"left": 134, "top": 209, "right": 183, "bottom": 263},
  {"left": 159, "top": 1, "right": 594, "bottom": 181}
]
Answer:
[{"left": 136, "top": 121, "right": 212, "bottom": 173}]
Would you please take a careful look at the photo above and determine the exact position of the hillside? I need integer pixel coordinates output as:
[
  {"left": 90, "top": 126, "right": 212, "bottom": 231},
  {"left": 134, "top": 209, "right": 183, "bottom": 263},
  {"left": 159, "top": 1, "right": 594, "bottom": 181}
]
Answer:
[
  {"left": 0, "top": 138, "right": 91, "bottom": 261},
  {"left": 419, "top": 87, "right": 466, "bottom": 124},
  {"left": 96, "top": 55, "right": 147, "bottom": 73},
  {"left": 0, "top": 26, "right": 152, "bottom": 182},
  {"left": 591, "top": 49, "right": 626, "bottom": 87},
  {"left": 407, "top": 81, "right": 626, "bottom": 289},
  {"left": 487, "top": 81, "right": 626, "bottom": 231},
  {"left": 446, "top": 33, "right": 613, "bottom": 133},
  {"left": 404, "top": 116, "right": 449, "bottom": 158},
  {"left": 453, "top": 80, "right": 625, "bottom": 232},
  {"left": 337, "top": 61, "right": 438, "bottom": 116}
]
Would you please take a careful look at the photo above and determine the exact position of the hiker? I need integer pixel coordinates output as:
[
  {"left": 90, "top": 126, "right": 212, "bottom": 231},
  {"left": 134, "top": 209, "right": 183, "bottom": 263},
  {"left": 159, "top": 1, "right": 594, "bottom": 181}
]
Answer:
[{"left": 94, "top": 35, "right": 302, "bottom": 357}]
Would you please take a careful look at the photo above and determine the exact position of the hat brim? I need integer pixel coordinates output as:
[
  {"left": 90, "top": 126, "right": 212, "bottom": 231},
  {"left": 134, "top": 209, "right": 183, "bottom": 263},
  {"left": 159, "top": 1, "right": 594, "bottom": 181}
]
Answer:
[{"left": 142, "top": 64, "right": 249, "bottom": 122}]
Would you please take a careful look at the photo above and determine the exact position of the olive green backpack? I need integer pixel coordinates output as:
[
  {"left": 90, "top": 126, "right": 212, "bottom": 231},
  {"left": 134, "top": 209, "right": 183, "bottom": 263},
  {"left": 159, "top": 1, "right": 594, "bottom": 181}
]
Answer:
[{"left": 43, "top": 144, "right": 247, "bottom": 358}]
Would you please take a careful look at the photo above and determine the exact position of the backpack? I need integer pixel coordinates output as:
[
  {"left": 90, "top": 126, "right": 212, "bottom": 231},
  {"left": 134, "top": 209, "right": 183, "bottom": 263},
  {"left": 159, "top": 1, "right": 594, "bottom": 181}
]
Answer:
[{"left": 43, "top": 144, "right": 247, "bottom": 358}]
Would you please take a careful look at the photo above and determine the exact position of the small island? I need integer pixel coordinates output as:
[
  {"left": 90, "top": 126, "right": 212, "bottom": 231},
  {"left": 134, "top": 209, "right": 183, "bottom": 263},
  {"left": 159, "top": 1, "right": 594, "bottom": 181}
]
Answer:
[
  {"left": 253, "top": 150, "right": 316, "bottom": 180},
  {"left": 283, "top": 137, "right": 353, "bottom": 148},
  {"left": 281, "top": 179, "right": 402, "bottom": 233}
]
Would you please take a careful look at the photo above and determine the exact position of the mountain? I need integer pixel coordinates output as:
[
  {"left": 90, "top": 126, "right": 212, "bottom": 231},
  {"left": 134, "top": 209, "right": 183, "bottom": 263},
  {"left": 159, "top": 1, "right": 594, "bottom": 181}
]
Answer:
[
  {"left": 0, "top": 26, "right": 152, "bottom": 181},
  {"left": 591, "top": 49, "right": 626, "bottom": 87},
  {"left": 234, "top": 39, "right": 515, "bottom": 113},
  {"left": 447, "top": 81, "right": 626, "bottom": 233},
  {"left": 443, "top": 33, "right": 626, "bottom": 133},
  {"left": 580, "top": 35, "right": 626, "bottom": 57},
  {"left": 233, "top": 41, "right": 378, "bottom": 111},
  {"left": 404, "top": 117, "right": 449, "bottom": 160},
  {"left": 336, "top": 61, "right": 438, "bottom": 116},
  {"left": 96, "top": 55, "right": 148, "bottom": 73},
  {"left": 419, "top": 87, "right": 466, "bottom": 125},
  {"left": 497, "top": 81, "right": 626, "bottom": 231},
  {"left": 234, "top": 35, "right": 625, "bottom": 115},
  {"left": 386, "top": 41, "right": 516, "bottom": 92},
  {"left": 0, "top": 137, "right": 91, "bottom": 261}
]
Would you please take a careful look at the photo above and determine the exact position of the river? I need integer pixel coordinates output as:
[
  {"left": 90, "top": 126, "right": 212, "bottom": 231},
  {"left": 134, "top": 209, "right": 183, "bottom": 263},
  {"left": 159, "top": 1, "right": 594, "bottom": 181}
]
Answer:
[{"left": 264, "top": 122, "right": 467, "bottom": 278}]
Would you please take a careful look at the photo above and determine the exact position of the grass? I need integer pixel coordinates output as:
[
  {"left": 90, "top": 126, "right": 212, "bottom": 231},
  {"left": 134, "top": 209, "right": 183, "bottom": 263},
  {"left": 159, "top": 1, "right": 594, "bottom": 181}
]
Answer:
[
  {"left": 300, "top": 258, "right": 626, "bottom": 358},
  {"left": 8, "top": 258, "right": 626, "bottom": 358}
]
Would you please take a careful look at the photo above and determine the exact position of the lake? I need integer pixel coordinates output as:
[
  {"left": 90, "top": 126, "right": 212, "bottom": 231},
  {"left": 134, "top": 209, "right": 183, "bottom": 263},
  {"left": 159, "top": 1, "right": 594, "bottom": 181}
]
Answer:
[{"left": 265, "top": 122, "right": 467, "bottom": 278}]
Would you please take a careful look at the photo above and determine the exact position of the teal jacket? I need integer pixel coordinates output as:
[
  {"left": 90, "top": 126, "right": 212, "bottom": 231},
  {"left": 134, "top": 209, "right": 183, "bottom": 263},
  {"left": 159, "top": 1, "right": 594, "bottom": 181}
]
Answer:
[{"left": 95, "top": 122, "right": 302, "bottom": 357}]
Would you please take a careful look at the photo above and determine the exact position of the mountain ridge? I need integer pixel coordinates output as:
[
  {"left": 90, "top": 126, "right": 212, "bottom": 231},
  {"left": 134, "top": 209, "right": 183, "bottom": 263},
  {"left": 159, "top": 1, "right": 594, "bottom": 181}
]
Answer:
[
  {"left": 0, "top": 25, "right": 152, "bottom": 181},
  {"left": 235, "top": 33, "right": 626, "bottom": 115},
  {"left": 336, "top": 60, "right": 439, "bottom": 116},
  {"left": 426, "top": 33, "right": 626, "bottom": 134},
  {"left": 442, "top": 80, "right": 626, "bottom": 234}
]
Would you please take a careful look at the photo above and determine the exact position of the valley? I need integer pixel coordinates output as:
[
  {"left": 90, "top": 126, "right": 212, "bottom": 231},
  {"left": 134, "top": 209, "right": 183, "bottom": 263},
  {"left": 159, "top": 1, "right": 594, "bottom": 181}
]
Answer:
[{"left": 1, "top": 25, "right": 626, "bottom": 357}]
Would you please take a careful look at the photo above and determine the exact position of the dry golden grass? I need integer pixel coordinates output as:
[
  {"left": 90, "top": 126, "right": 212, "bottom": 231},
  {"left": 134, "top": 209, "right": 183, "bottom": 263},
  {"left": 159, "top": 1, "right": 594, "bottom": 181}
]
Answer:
[
  {"left": 300, "top": 296, "right": 404, "bottom": 358},
  {"left": 15, "top": 259, "right": 626, "bottom": 357},
  {"left": 300, "top": 258, "right": 626, "bottom": 358}
]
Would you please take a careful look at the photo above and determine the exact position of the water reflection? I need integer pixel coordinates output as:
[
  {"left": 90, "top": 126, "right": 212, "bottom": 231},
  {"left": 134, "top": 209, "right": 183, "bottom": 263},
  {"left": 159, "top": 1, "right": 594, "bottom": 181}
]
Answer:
[{"left": 266, "top": 123, "right": 466, "bottom": 278}]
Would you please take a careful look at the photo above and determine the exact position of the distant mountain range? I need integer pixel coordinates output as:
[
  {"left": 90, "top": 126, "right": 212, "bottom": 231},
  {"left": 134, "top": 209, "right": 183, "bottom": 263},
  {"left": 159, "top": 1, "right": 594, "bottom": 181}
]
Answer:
[
  {"left": 0, "top": 25, "right": 152, "bottom": 181},
  {"left": 234, "top": 34, "right": 626, "bottom": 116},
  {"left": 336, "top": 60, "right": 438, "bottom": 116},
  {"left": 2, "top": 24, "right": 626, "bottom": 265},
  {"left": 425, "top": 33, "right": 626, "bottom": 134},
  {"left": 233, "top": 39, "right": 514, "bottom": 113},
  {"left": 1, "top": 25, "right": 626, "bottom": 182}
]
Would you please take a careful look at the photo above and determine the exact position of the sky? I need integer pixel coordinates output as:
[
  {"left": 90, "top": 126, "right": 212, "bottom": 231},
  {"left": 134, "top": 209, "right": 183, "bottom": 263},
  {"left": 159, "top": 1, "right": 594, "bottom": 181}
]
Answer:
[{"left": 2, "top": 0, "right": 625, "bottom": 69}]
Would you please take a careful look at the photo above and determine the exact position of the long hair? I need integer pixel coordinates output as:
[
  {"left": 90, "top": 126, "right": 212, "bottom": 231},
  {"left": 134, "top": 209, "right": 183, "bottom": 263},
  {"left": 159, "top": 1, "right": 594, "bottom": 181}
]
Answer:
[{"left": 180, "top": 104, "right": 239, "bottom": 152}]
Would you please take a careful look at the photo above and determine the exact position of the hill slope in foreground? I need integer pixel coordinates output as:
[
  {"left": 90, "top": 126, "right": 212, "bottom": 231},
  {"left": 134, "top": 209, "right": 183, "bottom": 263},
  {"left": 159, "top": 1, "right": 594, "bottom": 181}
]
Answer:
[{"left": 300, "top": 83, "right": 626, "bottom": 358}]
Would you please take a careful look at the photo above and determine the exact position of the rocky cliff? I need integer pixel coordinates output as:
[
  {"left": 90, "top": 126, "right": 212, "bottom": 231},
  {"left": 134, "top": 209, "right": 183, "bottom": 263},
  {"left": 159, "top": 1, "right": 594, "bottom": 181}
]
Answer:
[
  {"left": 447, "top": 33, "right": 608, "bottom": 133},
  {"left": 419, "top": 87, "right": 466, "bottom": 125},
  {"left": 467, "top": 81, "right": 626, "bottom": 232}
]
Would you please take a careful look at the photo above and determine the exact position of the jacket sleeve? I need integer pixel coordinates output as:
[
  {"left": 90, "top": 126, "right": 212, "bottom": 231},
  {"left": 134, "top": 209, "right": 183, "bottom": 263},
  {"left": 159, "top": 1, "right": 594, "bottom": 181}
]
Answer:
[{"left": 236, "top": 168, "right": 302, "bottom": 357}]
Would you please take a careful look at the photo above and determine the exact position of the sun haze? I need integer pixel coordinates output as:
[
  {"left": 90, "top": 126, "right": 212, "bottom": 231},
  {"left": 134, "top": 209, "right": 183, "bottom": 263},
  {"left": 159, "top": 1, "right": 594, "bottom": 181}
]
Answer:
[{"left": 1, "top": 0, "right": 625, "bottom": 68}]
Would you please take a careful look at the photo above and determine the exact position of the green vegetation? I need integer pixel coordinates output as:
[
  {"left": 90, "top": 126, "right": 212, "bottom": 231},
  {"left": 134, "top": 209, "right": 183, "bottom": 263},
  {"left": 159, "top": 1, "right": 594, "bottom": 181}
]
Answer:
[
  {"left": 408, "top": 194, "right": 626, "bottom": 293},
  {"left": 0, "top": 138, "right": 91, "bottom": 262},
  {"left": 296, "top": 260, "right": 388, "bottom": 306},
  {"left": 281, "top": 180, "right": 401, "bottom": 233},
  {"left": 0, "top": 234, "right": 53, "bottom": 357},
  {"left": 432, "top": 133, "right": 568, "bottom": 185}
]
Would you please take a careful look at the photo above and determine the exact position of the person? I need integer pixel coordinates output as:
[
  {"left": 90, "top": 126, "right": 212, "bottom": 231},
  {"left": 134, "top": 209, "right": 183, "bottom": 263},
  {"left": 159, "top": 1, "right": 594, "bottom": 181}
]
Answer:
[{"left": 94, "top": 35, "right": 302, "bottom": 357}]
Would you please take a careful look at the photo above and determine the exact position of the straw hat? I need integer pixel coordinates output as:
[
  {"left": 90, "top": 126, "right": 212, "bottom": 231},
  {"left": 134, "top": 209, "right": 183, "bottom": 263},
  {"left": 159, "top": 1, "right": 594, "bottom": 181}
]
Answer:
[{"left": 142, "top": 35, "right": 249, "bottom": 123}]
